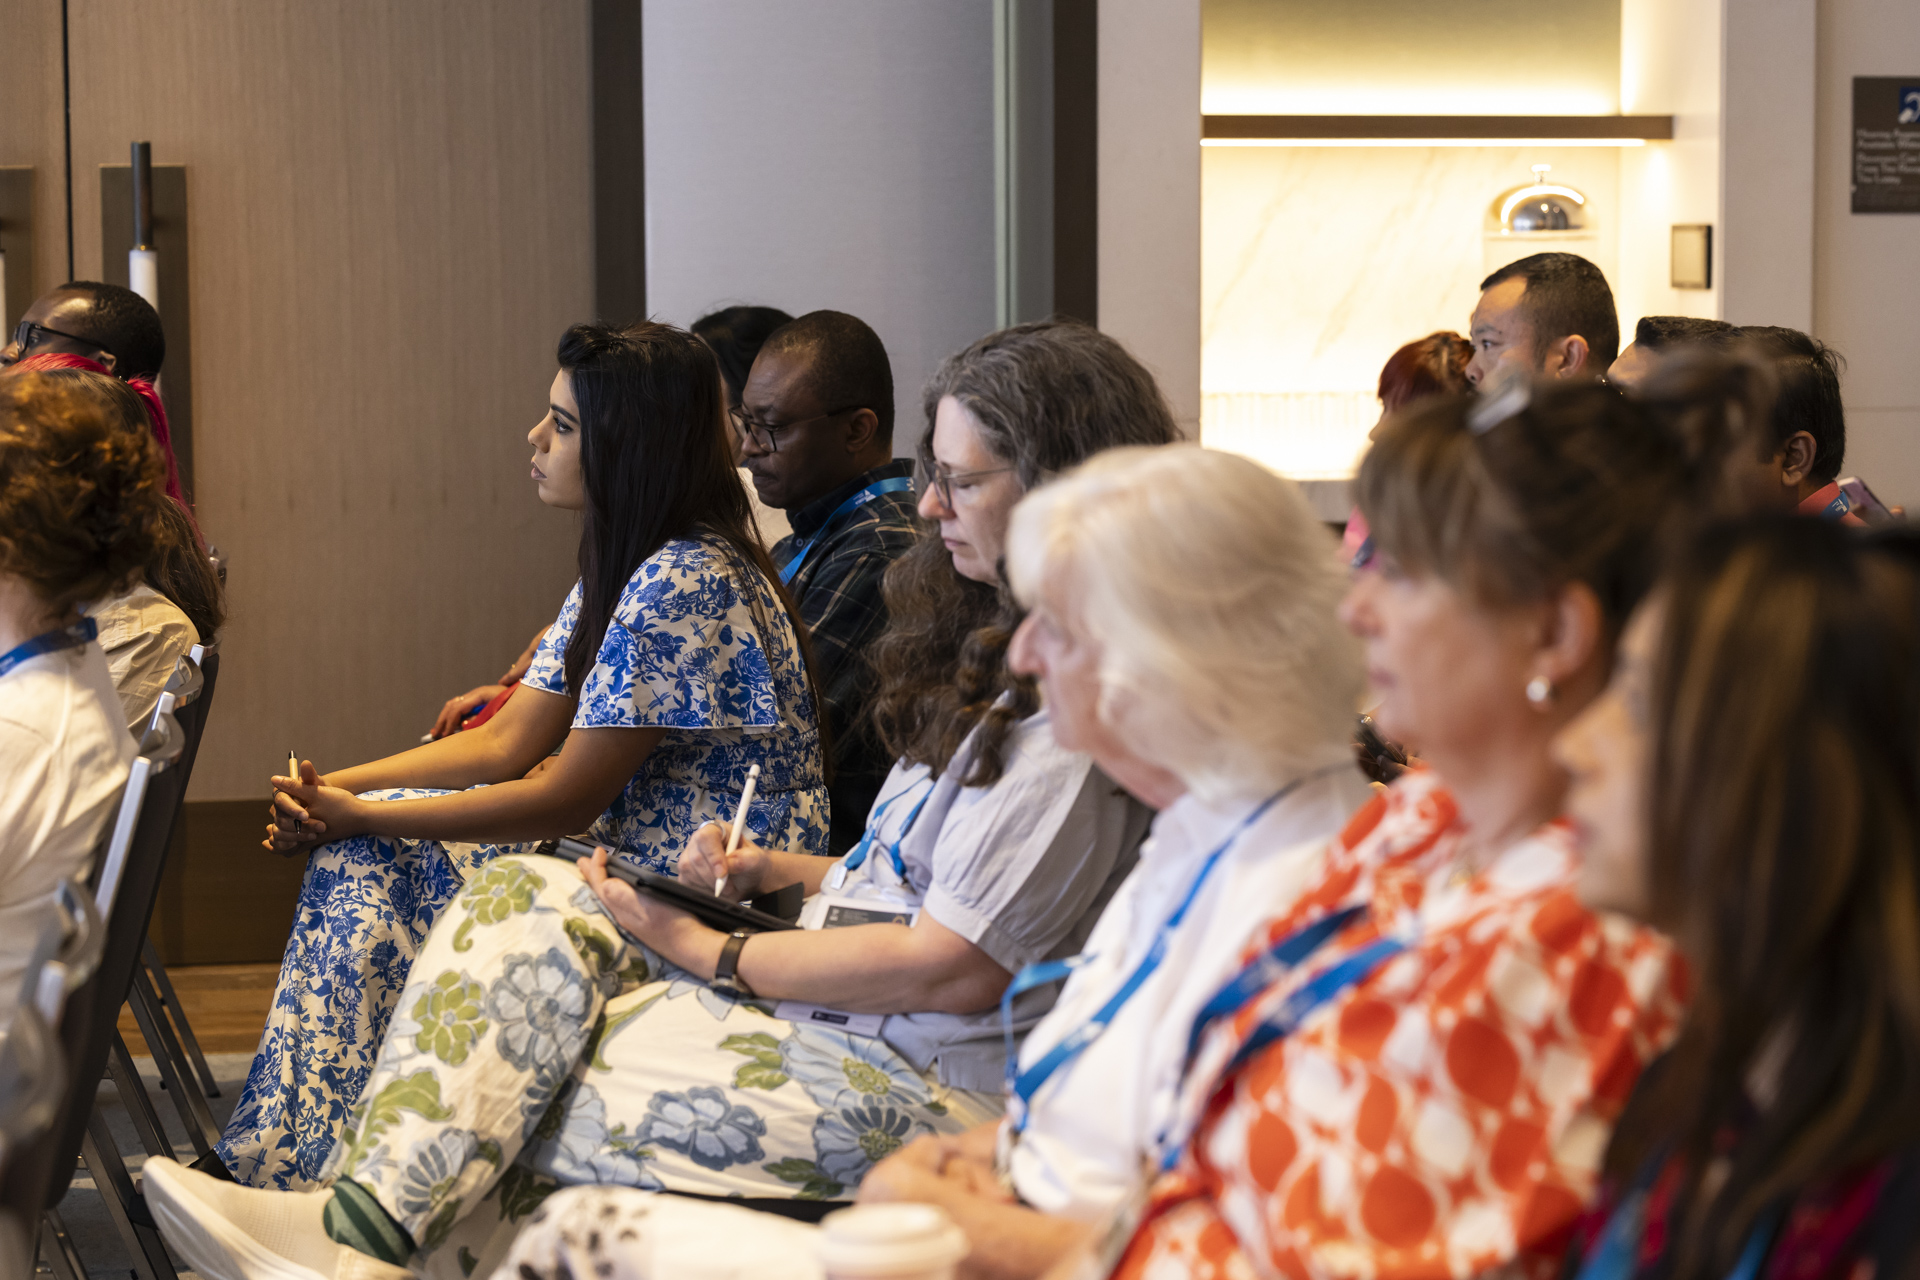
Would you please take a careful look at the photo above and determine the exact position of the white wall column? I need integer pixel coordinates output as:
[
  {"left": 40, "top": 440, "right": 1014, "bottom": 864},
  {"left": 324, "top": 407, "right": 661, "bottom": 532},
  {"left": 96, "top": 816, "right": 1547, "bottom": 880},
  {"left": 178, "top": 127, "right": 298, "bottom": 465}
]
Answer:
[
  {"left": 1098, "top": 0, "right": 1201, "bottom": 434},
  {"left": 1719, "top": 0, "right": 1817, "bottom": 329},
  {"left": 643, "top": 1, "right": 997, "bottom": 450},
  {"left": 1617, "top": 0, "right": 1722, "bottom": 331}
]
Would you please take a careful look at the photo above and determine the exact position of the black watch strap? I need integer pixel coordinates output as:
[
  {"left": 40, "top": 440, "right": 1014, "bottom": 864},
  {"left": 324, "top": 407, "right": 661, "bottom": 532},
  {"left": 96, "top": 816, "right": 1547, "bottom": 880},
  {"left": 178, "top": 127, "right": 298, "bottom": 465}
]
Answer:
[{"left": 712, "top": 929, "right": 755, "bottom": 997}]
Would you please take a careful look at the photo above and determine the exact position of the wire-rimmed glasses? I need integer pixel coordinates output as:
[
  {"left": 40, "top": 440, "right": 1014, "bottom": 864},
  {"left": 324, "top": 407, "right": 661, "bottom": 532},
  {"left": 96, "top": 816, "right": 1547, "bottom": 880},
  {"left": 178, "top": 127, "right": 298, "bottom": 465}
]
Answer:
[{"left": 729, "top": 403, "right": 867, "bottom": 454}]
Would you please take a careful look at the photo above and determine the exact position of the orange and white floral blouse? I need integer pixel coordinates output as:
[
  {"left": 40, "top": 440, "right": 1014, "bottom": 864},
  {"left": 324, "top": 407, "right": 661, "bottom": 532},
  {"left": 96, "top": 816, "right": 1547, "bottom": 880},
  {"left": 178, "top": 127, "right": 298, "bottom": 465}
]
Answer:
[{"left": 1113, "top": 770, "right": 1686, "bottom": 1280}]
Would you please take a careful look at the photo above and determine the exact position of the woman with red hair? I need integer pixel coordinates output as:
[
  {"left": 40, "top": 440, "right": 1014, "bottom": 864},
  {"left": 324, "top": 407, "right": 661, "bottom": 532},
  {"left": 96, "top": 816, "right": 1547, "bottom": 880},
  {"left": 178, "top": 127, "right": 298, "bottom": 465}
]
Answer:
[
  {"left": 1345, "top": 332, "right": 1473, "bottom": 564},
  {"left": 1, "top": 353, "right": 221, "bottom": 734}
]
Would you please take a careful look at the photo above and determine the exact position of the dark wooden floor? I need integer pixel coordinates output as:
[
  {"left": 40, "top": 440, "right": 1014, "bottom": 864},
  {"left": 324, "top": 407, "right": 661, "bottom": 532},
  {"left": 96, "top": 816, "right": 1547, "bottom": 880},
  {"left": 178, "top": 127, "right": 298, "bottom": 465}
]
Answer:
[{"left": 119, "top": 963, "right": 279, "bottom": 1055}]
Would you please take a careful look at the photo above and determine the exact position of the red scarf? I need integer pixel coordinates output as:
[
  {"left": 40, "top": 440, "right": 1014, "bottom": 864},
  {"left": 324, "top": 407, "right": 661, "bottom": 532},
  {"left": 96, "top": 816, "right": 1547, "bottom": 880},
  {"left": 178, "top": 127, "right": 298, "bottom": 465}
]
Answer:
[{"left": 5, "top": 352, "right": 200, "bottom": 545}]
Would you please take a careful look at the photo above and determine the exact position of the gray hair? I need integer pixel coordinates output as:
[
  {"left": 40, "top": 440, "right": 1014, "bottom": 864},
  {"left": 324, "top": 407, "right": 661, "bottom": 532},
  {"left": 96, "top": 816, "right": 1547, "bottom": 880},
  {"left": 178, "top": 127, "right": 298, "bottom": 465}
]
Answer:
[
  {"left": 917, "top": 320, "right": 1181, "bottom": 482},
  {"left": 1006, "top": 445, "right": 1364, "bottom": 804}
]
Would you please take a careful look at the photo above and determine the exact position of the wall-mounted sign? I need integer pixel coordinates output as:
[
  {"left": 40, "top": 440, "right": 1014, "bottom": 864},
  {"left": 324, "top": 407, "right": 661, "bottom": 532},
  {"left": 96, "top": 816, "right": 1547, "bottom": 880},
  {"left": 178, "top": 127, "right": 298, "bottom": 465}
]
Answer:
[
  {"left": 1671, "top": 224, "right": 1712, "bottom": 289},
  {"left": 1852, "top": 77, "right": 1920, "bottom": 213}
]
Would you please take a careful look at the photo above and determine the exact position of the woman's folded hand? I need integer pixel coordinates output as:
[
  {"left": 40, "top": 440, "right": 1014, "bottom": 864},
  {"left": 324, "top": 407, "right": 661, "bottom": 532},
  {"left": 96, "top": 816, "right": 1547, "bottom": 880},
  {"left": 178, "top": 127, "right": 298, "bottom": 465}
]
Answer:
[{"left": 262, "top": 760, "right": 365, "bottom": 854}]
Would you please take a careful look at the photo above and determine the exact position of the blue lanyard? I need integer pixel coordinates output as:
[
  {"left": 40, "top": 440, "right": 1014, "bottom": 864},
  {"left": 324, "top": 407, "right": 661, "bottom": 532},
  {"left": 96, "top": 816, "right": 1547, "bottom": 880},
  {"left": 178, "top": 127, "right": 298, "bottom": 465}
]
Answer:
[
  {"left": 1818, "top": 490, "right": 1853, "bottom": 521},
  {"left": 1574, "top": 1167, "right": 1782, "bottom": 1280},
  {"left": 778, "top": 476, "right": 915, "bottom": 586},
  {"left": 834, "top": 777, "right": 936, "bottom": 891},
  {"left": 1213, "top": 935, "right": 1405, "bottom": 1080},
  {"left": 0, "top": 618, "right": 97, "bottom": 681},
  {"left": 1000, "top": 782, "right": 1312, "bottom": 1133},
  {"left": 1147, "top": 906, "right": 1400, "bottom": 1170},
  {"left": 1181, "top": 903, "right": 1368, "bottom": 1067}
]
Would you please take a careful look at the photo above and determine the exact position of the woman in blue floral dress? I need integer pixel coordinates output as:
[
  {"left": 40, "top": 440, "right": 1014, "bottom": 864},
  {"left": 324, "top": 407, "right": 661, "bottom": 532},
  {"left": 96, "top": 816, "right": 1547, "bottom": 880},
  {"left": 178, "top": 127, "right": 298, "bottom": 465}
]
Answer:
[{"left": 214, "top": 321, "right": 829, "bottom": 1188}]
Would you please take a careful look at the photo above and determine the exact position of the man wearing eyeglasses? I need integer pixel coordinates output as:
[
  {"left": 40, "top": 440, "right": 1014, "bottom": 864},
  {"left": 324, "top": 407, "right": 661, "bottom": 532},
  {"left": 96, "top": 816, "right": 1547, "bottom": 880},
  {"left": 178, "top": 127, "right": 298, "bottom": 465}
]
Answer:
[
  {"left": 1, "top": 280, "right": 166, "bottom": 379},
  {"left": 737, "top": 310, "right": 917, "bottom": 855}
]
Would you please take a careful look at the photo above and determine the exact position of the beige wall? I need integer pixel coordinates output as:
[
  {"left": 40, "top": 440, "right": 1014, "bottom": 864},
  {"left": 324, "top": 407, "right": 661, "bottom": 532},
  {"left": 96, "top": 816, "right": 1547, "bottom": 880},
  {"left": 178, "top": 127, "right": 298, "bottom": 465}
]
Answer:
[
  {"left": 12, "top": 1, "right": 592, "bottom": 798},
  {"left": 0, "top": 0, "right": 68, "bottom": 298},
  {"left": 1617, "top": 0, "right": 1721, "bottom": 330}
]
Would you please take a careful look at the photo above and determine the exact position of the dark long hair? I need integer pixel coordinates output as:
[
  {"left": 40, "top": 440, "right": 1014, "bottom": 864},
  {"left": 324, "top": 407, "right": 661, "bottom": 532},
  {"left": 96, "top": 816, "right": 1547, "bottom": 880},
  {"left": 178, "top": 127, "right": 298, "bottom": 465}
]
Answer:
[
  {"left": 691, "top": 305, "right": 794, "bottom": 407},
  {"left": 557, "top": 321, "right": 816, "bottom": 713},
  {"left": 147, "top": 492, "right": 223, "bottom": 640},
  {"left": 1602, "top": 519, "right": 1920, "bottom": 1277},
  {"left": 868, "top": 319, "right": 1180, "bottom": 783}
]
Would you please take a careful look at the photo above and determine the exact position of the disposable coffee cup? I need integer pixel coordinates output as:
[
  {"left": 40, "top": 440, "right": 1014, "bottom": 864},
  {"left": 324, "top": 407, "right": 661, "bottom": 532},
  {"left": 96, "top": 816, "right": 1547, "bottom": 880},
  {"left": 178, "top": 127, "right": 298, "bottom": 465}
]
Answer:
[{"left": 816, "top": 1204, "right": 969, "bottom": 1280}]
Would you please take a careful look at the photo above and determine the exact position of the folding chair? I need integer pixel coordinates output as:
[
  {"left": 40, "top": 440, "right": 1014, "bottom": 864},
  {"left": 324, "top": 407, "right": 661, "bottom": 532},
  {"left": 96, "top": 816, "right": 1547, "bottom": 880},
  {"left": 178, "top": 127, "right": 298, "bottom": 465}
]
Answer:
[
  {"left": 0, "top": 910, "right": 83, "bottom": 1280},
  {"left": 1, "top": 712, "right": 190, "bottom": 1280},
  {"left": 135, "top": 641, "right": 226, "bottom": 1102}
]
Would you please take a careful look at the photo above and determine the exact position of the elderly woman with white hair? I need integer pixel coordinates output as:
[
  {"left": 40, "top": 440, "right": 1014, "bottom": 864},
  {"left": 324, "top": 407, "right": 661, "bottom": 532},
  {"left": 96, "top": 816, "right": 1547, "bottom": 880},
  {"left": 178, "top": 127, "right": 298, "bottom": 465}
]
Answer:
[{"left": 485, "top": 444, "right": 1374, "bottom": 1280}]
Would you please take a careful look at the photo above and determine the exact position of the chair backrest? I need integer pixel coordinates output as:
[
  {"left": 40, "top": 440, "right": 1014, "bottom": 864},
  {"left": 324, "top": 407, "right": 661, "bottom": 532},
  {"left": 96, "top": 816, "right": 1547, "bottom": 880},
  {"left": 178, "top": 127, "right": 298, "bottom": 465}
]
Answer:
[
  {"left": 0, "top": 917, "right": 74, "bottom": 1169},
  {"left": 5, "top": 711, "right": 195, "bottom": 1217},
  {"left": 95, "top": 710, "right": 188, "bottom": 916},
  {"left": 24, "top": 882, "right": 105, "bottom": 1032},
  {"left": 149, "top": 650, "right": 205, "bottom": 766},
  {"left": 181, "top": 638, "right": 220, "bottom": 782},
  {"left": 0, "top": 898, "right": 91, "bottom": 1243},
  {"left": 0, "top": 992, "right": 66, "bottom": 1280}
]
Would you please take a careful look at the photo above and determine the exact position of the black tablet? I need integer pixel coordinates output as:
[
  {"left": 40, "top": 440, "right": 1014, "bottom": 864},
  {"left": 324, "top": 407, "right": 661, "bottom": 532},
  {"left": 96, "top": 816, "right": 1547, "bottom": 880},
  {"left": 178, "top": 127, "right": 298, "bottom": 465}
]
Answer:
[{"left": 535, "top": 836, "right": 799, "bottom": 934}]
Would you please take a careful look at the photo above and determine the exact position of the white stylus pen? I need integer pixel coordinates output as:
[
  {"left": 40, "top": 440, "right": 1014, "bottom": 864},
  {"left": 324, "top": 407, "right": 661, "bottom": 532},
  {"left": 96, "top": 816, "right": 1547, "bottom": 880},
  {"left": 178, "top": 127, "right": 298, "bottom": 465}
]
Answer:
[
  {"left": 288, "top": 749, "right": 302, "bottom": 835},
  {"left": 717, "top": 763, "right": 760, "bottom": 897}
]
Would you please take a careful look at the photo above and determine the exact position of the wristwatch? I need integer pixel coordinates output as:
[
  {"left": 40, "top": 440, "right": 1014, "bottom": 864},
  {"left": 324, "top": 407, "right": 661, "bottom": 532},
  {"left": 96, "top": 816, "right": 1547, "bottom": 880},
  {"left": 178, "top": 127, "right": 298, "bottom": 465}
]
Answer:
[{"left": 711, "top": 929, "right": 756, "bottom": 998}]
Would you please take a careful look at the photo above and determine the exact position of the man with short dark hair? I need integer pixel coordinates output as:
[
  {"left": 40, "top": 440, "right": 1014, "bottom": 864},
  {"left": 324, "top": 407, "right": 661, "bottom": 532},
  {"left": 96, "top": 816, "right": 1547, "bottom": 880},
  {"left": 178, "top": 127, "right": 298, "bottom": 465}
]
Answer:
[
  {"left": 1466, "top": 252, "right": 1619, "bottom": 387},
  {"left": 1734, "top": 327, "right": 1863, "bottom": 523},
  {"left": 1, "top": 280, "right": 166, "bottom": 378},
  {"left": 738, "top": 310, "right": 918, "bottom": 853},
  {"left": 1605, "top": 315, "right": 1738, "bottom": 391}
]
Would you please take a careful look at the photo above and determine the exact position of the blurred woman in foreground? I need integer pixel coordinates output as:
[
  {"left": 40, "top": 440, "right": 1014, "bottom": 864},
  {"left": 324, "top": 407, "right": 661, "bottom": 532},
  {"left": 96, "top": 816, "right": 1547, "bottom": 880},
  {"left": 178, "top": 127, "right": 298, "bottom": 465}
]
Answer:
[
  {"left": 1105, "top": 381, "right": 1695, "bottom": 1280},
  {"left": 1555, "top": 519, "right": 1920, "bottom": 1280}
]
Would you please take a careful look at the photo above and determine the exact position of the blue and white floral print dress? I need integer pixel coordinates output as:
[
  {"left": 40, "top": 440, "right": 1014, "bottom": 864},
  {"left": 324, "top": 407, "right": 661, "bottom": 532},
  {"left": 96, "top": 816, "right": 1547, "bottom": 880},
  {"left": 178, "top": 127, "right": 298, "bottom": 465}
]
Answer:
[{"left": 217, "top": 537, "right": 828, "bottom": 1190}]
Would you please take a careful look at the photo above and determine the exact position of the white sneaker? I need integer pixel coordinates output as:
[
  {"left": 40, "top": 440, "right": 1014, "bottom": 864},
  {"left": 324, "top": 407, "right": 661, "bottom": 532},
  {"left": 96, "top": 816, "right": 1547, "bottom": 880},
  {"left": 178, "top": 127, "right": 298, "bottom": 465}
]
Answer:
[{"left": 141, "top": 1158, "right": 415, "bottom": 1280}]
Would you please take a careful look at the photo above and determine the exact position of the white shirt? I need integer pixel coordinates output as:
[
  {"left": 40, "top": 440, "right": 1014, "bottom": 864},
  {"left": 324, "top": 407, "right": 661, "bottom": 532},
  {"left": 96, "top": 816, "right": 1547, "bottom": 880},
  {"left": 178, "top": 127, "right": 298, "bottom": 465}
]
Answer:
[
  {"left": 740, "top": 467, "right": 792, "bottom": 546},
  {"left": 0, "top": 642, "right": 136, "bottom": 1022},
  {"left": 1007, "top": 766, "right": 1372, "bottom": 1221},
  {"left": 82, "top": 582, "right": 198, "bottom": 738}
]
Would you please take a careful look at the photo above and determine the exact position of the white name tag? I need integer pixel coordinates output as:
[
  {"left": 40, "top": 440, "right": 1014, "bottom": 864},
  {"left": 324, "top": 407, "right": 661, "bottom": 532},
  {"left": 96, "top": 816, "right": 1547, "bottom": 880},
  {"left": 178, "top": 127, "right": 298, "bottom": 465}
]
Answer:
[
  {"left": 798, "top": 893, "right": 919, "bottom": 931},
  {"left": 775, "top": 896, "right": 919, "bottom": 1037},
  {"left": 772, "top": 1001, "right": 887, "bottom": 1037}
]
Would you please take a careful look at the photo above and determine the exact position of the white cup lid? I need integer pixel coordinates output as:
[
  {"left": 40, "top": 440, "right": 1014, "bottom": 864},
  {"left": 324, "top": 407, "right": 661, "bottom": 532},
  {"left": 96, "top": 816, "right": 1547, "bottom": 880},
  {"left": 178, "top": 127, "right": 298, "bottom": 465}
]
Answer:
[{"left": 816, "top": 1204, "right": 969, "bottom": 1277}]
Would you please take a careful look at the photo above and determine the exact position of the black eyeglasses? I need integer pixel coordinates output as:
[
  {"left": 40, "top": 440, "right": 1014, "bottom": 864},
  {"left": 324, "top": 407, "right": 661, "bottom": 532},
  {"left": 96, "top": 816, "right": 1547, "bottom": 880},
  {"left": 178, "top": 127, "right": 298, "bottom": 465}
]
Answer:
[
  {"left": 923, "top": 460, "right": 1016, "bottom": 509},
  {"left": 3, "top": 320, "right": 115, "bottom": 368},
  {"left": 729, "top": 403, "right": 865, "bottom": 454}
]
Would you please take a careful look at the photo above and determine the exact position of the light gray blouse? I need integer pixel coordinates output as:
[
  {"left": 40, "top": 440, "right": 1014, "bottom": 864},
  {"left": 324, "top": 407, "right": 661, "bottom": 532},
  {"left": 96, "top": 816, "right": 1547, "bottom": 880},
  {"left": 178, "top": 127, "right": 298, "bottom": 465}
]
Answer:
[{"left": 818, "top": 708, "right": 1152, "bottom": 1092}]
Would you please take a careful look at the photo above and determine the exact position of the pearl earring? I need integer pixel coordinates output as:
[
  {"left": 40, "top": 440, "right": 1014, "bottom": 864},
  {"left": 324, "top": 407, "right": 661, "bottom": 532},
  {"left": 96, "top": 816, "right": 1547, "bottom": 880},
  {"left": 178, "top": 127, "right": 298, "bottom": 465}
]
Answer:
[{"left": 1526, "top": 675, "right": 1555, "bottom": 707}]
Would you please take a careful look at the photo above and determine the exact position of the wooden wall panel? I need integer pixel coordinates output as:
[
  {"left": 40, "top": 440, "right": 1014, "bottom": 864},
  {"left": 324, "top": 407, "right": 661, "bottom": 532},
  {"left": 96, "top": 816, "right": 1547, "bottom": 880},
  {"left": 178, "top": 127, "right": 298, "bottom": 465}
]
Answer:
[
  {"left": 62, "top": 0, "right": 592, "bottom": 799},
  {"left": 0, "top": 0, "right": 70, "bottom": 297}
]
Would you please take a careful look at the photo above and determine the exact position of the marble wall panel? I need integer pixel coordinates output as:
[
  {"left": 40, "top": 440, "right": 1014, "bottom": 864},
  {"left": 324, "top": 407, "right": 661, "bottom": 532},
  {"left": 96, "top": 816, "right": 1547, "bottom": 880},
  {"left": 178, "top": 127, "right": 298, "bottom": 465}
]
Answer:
[{"left": 1200, "top": 144, "right": 1622, "bottom": 476}]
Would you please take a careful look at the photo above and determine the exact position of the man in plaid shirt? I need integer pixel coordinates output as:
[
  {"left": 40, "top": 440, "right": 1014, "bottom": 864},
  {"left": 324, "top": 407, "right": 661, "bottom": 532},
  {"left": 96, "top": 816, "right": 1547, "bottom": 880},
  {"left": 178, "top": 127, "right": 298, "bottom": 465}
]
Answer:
[{"left": 738, "top": 311, "right": 919, "bottom": 854}]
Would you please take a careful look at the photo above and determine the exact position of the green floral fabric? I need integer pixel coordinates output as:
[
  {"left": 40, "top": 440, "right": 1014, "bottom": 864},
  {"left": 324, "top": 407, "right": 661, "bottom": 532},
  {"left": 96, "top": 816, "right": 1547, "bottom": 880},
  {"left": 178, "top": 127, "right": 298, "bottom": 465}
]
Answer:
[{"left": 321, "top": 856, "right": 995, "bottom": 1277}]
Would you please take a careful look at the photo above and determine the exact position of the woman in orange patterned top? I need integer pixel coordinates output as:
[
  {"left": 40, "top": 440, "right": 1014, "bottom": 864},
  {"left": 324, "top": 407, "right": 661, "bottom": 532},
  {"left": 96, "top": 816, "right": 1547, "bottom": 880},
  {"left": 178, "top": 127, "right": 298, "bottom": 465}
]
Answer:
[{"left": 1099, "top": 382, "right": 1701, "bottom": 1280}]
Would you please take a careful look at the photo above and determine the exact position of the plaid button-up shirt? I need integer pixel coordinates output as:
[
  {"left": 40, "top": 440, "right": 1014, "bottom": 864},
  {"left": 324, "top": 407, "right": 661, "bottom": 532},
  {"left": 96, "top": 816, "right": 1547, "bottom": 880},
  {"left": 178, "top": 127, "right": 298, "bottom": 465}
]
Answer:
[{"left": 771, "top": 459, "right": 920, "bottom": 852}]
